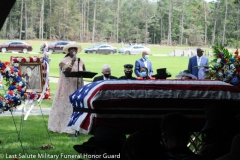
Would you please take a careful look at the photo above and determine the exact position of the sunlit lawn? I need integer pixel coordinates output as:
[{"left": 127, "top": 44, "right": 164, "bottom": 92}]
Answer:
[{"left": 0, "top": 115, "right": 92, "bottom": 160}]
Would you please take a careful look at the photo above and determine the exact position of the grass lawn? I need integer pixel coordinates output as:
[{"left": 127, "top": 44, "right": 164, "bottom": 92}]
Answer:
[{"left": 0, "top": 115, "right": 92, "bottom": 160}]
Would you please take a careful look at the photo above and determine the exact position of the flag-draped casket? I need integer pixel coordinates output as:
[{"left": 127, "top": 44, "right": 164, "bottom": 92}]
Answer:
[{"left": 67, "top": 80, "right": 240, "bottom": 134}]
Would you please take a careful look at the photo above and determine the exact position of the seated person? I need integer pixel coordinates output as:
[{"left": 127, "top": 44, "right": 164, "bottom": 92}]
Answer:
[
  {"left": 119, "top": 64, "right": 137, "bottom": 80},
  {"left": 175, "top": 70, "right": 197, "bottom": 80},
  {"left": 137, "top": 67, "right": 155, "bottom": 80},
  {"left": 93, "top": 64, "right": 118, "bottom": 82}
]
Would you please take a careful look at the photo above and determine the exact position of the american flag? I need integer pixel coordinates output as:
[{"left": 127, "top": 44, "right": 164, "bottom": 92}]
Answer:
[{"left": 68, "top": 80, "right": 240, "bottom": 134}]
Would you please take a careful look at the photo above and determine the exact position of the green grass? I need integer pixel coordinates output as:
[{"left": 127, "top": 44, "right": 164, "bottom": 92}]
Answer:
[{"left": 0, "top": 115, "right": 92, "bottom": 160}]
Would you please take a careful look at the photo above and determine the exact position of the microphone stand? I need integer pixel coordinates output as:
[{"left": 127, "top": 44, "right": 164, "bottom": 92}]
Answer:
[
  {"left": 76, "top": 58, "right": 80, "bottom": 137},
  {"left": 77, "top": 58, "right": 80, "bottom": 90}
]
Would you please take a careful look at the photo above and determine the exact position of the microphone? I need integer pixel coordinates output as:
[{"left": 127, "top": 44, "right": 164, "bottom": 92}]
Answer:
[
  {"left": 78, "top": 58, "right": 80, "bottom": 62},
  {"left": 72, "top": 52, "right": 76, "bottom": 57}
]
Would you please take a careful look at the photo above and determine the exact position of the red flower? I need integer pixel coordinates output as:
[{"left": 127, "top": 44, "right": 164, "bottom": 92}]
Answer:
[
  {"left": 17, "top": 86, "right": 22, "bottom": 91},
  {"left": 10, "top": 67, "right": 15, "bottom": 73},
  {"left": 236, "top": 68, "right": 240, "bottom": 72},
  {"left": 13, "top": 158, "right": 18, "bottom": 160},
  {"left": 235, "top": 49, "right": 239, "bottom": 55},
  {"left": 18, "top": 72, "right": 22, "bottom": 77},
  {"left": 218, "top": 54, "right": 222, "bottom": 58},
  {"left": 210, "top": 72, "right": 213, "bottom": 77},
  {"left": 13, "top": 59, "right": 18, "bottom": 63},
  {"left": 4, "top": 62, "right": 10, "bottom": 66},
  {"left": 44, "top": 93, "right": 50, "bottom": 99},
  {"left": 8, "top": 99, "right": 12, "bottom": 104},
  {"left": 8, "top": 91, "right": 14, "bottom": 96},
  {"left": 12, "top": 81, "right": 16, "bottom": 85},
  {"left": 29, "top": 57, "right": 33, "bottom": 62},
  {"left": 22, "top": 58, "right": 26, "bottom": 62},
  {"left": 30, "top": 93, "right": 35, "bottom": 99},
  {"left": 238, "top": 56, "right": 240, "bottom": 60},
  {"left": 37, "top": 57, "right": 41, "bottom": 62}
]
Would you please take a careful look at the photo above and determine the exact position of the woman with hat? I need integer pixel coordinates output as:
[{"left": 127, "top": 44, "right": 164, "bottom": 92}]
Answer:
[
  {"left": 48, "top": 42, "right": 86, "bottom": 134},
  {"left": 175, "top": 70, "right": 197, "bottom": 80}
]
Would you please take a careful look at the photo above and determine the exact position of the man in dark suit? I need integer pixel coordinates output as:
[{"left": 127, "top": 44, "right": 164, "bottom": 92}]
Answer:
[
  {"left": 93, "top": 64, "right": 118, "bottom": 82},
  {"left": 119, "top": 64, "right": 137, "bottom": 80},
  {"left": 134, "top": 51, "right": 153, "bottom": 77},
  {"left": 24, "top": 66, "right": 41, "bottom": 90},
  {"left": 188, "top": 48, "right": 208, "bottom": 79}
]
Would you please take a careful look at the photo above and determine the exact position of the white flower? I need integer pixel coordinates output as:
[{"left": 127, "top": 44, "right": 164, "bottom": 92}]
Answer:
[
  {"left": 218, "top": 71, "right": 223, "bottom": 77},
  {"left": 26, "top": 58, "right": 30, "bottom": 62},
  {"left": 33, "top": 57, "right": 37, "bottom": 62},
  {"left": 17, "top": 58, "right": 22, "bottom": 62},
  {"left": 217, "top": 58, "right": 221, "bottom": 63},
  {"left": 14, "top": 63, "right": 19, "bottom": 67},
  {"left": 230, "top": 64, "right": 235, "bottom": 70}
]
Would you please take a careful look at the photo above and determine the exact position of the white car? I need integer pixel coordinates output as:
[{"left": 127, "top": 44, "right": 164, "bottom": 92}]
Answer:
[{"left": 118, "top": 45, "right": 150, "bottom": 55}]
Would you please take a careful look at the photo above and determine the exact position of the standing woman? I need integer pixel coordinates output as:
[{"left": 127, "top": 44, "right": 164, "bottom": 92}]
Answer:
[{"left": 48, "top": 42, "right": 86, "bottom": 134}]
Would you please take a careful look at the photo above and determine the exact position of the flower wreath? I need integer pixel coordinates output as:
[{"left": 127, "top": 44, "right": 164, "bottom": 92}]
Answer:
[
  {"left": 205, "top": 44, "right": 240, "bottom": 88},
  {"left": 0, "top": 54, "right": 51, "bottom": 115},
  {"left": 0, "top": 61, "right": 24, "bottom": 113}
]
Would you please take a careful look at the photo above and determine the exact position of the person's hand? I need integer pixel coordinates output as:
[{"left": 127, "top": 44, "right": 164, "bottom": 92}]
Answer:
[{"left": 71, "top": 57, "right": 76, "bottom": 65}]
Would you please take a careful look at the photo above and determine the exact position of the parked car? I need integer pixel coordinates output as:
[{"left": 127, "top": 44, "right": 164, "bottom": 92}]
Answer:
[
  {"left": 0, "top": 41, "right": 33, "bottom": 53},
  {"left": 84, "top": 44, "right": 117, "bottom": 54},
  {"left": 45, "top": 41, "right": 69, "bottom": 54},
  {"left": 118, "top": 45, "right": 150, "bottom": 55}
]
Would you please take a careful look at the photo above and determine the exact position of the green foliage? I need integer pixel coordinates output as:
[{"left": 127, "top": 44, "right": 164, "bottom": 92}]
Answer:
[{"left": 205, "top": 44, "right": 240, "bottom": 88}]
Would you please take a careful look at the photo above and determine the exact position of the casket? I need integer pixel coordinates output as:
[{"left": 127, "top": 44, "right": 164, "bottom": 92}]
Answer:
[{"left": 68, "top": 80, "right": 240, "bottom": 135}]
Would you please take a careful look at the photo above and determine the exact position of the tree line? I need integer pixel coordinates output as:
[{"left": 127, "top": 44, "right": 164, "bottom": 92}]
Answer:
[{"left": 1, "top": 0, "right": 240, "bottom": 47}]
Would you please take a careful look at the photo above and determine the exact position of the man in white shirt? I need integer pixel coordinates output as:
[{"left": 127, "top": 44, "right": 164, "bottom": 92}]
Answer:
[
  {"left": 188, "top": 48, "right": 208, "bottom": 79},
  {"left": 134, "top": 51, "right": 153, "bottom": 77}
]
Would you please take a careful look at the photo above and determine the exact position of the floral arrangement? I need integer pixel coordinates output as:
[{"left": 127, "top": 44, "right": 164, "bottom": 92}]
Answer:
[
  {"left": 0, "top": 61, "right": 26, "bottom": 113},
  {"left": 0, "top": 54, "right": 51, "bottom": 115},
  {"left": 205, "top": 44, "right": 240, "bottom": 88}
]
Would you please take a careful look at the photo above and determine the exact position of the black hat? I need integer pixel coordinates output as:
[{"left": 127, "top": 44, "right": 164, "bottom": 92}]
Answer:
[
  {"left": 73, "top": 126, "right": 126, "bottom": 154},
  {"left": 152, "top": 68, "right": 171, "bottom": 79},
  {"left": 124, "top": 64, "right": 133, "bottom": 69}
]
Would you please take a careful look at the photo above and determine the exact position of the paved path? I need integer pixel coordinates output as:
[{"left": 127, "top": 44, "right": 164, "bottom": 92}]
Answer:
[{"left": 1, "top": 108, "right": 51, "bottom": 116}]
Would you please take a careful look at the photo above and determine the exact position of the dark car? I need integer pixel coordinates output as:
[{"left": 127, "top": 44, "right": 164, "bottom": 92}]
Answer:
[
  {"left": 46, "top": 41, "right": 69, "bottom": 54},
  {"left": 84, "top": 44, "right": 117, "bottom": 54},
  {"left": 0, "top": 41, "right": 33, "bottom": 53}
]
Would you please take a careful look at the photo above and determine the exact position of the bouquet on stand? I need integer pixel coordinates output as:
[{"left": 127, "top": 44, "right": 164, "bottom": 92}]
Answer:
[{"left": 205, "top": 44, "right": 240, "bottom": 88}]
